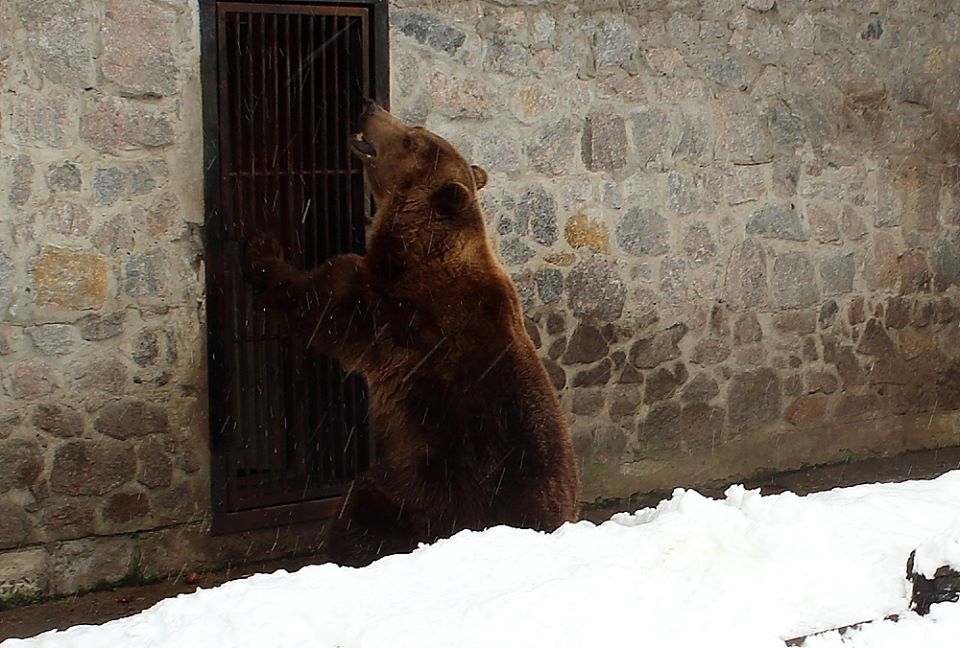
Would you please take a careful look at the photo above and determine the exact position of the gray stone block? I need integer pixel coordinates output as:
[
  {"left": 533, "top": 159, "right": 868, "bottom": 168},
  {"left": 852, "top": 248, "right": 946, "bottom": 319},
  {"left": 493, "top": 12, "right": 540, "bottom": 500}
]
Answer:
[
  {"left": 392, "top": 10, "right": 466, "bottom": 54},
  {"left": 616, "top": 208, "right": 669, "bottom": 256}
]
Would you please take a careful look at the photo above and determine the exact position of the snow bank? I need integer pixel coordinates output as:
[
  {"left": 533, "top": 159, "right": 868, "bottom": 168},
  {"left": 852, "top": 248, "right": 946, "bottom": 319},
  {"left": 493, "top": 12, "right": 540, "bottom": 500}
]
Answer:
[
  {"left": 6, "top": 471, "right": 960, "bottom": 648},
  {"left": 913, "top": 516, "right": 960, "bottom": 578},
  {"left": 802, "top": 602, "right": 960, "bottom": 647}
]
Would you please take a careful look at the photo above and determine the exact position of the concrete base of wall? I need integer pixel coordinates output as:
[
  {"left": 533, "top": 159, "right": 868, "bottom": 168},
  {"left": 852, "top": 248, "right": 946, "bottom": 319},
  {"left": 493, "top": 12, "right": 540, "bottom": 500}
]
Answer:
[
  {"left": 583, "top": 411, "right": 960, "bottom": 502},
  {"left": 0, "top": 518, "right": 327, "bottom": 607}
]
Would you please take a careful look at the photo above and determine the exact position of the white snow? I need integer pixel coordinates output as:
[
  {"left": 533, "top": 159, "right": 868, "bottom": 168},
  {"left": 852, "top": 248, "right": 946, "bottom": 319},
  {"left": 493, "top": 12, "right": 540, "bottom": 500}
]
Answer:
[
  {"left": 801, "top": 602, "right": 960, "bottom": 648},
  {"left": 913, "top": 515, "right": 960, "bottom": 578},
  {"left": 6, "top": 471, "right": 960, "bottom": 648}
]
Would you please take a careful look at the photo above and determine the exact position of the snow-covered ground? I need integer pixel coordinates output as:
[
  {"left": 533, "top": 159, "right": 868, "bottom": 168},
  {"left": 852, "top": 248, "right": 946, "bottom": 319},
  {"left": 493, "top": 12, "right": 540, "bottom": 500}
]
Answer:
[{"left": 6, "top": 472, "right": 960, "bottom": 648}]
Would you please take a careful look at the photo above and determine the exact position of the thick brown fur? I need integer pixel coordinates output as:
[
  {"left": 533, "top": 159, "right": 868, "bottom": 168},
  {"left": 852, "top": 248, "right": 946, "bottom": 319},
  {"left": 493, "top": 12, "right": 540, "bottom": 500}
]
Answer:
[{"left": 244, "top": 102, "right": 580, "bottom": 566}]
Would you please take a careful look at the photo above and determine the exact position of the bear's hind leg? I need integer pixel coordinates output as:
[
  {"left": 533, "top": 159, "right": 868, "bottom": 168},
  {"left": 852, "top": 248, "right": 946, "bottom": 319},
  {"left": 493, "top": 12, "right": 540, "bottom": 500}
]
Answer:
[{"left": 322, "top": 476, "right": 424, "bottom": 567}]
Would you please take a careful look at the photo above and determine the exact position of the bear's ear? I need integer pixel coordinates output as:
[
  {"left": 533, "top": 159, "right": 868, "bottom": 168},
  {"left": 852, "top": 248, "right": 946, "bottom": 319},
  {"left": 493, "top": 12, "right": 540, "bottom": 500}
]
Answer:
[
  {"left": 429, "top": 181, "right": 473, "bottom": 221},
  {"left": 471, "top": 165, "right": 488, "bottom": 190}
]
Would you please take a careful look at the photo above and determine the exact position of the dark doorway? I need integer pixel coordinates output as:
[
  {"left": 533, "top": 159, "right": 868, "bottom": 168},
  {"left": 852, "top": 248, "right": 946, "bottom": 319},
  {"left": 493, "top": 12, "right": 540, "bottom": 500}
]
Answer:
[{"left": 200, "top": 0, "right": 389, "bottom": 533}]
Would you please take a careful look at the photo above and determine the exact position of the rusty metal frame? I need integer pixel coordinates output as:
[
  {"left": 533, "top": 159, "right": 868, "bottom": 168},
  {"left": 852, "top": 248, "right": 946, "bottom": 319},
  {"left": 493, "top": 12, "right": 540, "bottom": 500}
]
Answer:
[{"left": 200, "top": 0, "right": 388, "bottom": 535}]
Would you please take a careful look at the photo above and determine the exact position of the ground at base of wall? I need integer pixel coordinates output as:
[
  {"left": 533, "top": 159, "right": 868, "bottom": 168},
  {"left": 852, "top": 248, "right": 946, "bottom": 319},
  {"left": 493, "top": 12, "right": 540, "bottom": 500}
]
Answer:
[
  {"left": 0, "top": 554, "right": 320, "bottom": 642},
  {"left": 583, "top": 445, "right": 960, "bottom": 522},
  {"left": 2, "top": 446, "right": 960, "bottom": 642}
]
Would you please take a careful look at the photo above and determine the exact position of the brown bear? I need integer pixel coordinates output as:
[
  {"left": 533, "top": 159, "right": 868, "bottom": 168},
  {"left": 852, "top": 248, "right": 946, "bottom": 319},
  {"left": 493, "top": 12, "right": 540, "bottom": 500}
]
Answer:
[{"left": 244, "top": 100, "right": 579, "bottom": 566}]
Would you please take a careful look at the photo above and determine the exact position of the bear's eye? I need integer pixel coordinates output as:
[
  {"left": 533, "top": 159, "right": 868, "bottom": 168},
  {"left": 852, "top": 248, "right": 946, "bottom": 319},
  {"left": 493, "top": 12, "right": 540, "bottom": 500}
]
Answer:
[{"left": 402, "top": 135, "right": 413, "bottom": 150}]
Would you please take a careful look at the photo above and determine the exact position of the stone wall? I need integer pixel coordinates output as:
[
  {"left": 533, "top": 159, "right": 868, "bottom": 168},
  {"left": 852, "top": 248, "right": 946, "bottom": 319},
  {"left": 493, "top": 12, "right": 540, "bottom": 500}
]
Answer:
[
  {"left": 0, "top": 0, "right": 329, "bottom": 604},
  {"left": 2, "top": 0, "right": 960, "bottom": 601},
  {"left": 387, "top": 0, "right": 960, "bottom": 500}
]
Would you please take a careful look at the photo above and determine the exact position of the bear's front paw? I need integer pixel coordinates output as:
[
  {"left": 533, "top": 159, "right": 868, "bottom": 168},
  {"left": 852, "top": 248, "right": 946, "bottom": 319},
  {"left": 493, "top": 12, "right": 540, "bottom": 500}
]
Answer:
[
  {"left": 247, "top": 232, "right": 284, "bottom": 260},
  {"left": 241, "top": 233, "right": 284, "bottom": 286}
]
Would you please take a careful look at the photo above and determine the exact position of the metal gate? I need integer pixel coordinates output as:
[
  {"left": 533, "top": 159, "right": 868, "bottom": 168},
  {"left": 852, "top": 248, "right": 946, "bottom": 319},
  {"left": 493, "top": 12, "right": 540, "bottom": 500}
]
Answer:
[{"left": 200, "top": 0, "right": 389, "bottom": 533}]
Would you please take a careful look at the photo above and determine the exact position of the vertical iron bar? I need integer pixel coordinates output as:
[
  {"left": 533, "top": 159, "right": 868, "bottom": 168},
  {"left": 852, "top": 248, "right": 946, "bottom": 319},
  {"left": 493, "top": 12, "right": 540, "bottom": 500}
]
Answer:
[
  {"left": 342, "top": 16, "right": 356, "bottom": 479},
  {"left": 292, "top": 12, "right": 310, "bottom": 484},
  {"left": 352, "top": 15, "right": 366, "bottom": 477},
  {"left": 260, "top": 10, "right": 271, "bottom": 496},
  {"left": 259, "top": 9, "right": 272, "bottom": 494},
  {"left": 330, "top": 14, "right": 344, "bottom": 482},
  {"left": 280, "top": 12, "right": 297, "bottom": 490},
  {"left": 230, "top": 10, "right": 245, "bottom": 500},
  {"left": 317, "top": 14, "right": 339, "bottom": 482},
  {"left": 244, "top": 10, "right": 261, "bottom": 498},
  {"left": 326, "top": 13, "right": 338, "bottom": 485},
  {"left": 344, "top": 16, "right": 356, "bottom": 478},
  {"left": 237, "top": 10, "right": 250, "bottom": 501},
  {"left": 246, "top": 11, "right": 258, "bottom": 498},
  {"left": 269, "top": 11, "right": 282, "bottom": 497},
  {"left": 308, "top": 13, "right": 326, "bottom": 486},
  {"left": 317, "top": 13, "right": 332, "bottom": 484}
]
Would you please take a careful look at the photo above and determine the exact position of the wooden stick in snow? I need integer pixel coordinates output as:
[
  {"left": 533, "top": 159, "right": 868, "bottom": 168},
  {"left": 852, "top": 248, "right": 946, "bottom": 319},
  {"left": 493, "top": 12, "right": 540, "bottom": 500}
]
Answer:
[{"left": 907, "top": 549, "right": 960, "bottom": 615}]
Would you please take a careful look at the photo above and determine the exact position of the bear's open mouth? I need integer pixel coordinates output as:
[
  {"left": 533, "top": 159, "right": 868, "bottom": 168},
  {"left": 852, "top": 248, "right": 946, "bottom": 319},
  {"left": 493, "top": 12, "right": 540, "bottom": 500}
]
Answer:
[{"left": 351, "top": 132, "right": 376, "bottom": 157}]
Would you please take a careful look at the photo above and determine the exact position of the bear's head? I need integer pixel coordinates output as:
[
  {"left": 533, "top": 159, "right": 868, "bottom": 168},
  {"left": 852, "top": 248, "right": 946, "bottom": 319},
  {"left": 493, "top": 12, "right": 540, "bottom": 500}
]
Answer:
[{"left": 351, "top": 100, "right": 488, "bottom": 224}]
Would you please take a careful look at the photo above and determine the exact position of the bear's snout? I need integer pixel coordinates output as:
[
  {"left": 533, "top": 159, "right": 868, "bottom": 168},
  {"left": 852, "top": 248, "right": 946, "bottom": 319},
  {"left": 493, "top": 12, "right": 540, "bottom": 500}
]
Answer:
[
  {"left": 361, "top": 98, "right": 380, "bottom": 117},
  {"left": 351, "top": 131, "right": 377, "bottom": 157}
]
